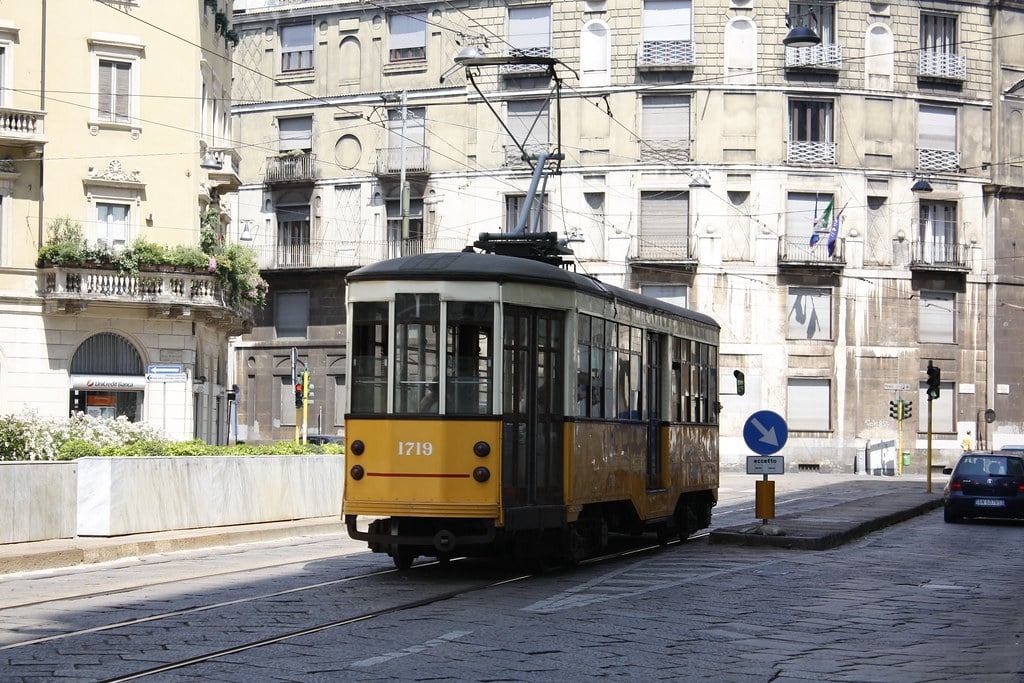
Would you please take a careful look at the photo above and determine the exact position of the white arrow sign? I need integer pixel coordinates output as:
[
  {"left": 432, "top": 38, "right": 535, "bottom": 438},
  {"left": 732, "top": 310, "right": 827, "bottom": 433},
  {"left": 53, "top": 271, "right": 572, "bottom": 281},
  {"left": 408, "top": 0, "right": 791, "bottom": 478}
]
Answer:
[{"left": 750, "top": 416, "right": 778, "bottom": 448}]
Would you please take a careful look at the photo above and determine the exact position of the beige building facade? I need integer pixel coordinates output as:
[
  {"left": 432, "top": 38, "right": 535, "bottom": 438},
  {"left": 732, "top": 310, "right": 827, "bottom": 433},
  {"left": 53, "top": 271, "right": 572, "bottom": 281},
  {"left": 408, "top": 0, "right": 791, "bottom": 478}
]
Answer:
[
  {"left": 229, "top": 0, "right": 1024, "bottom": 470},
  {"left": 0, "top": 1, "right": 250, "bottom": 443}
]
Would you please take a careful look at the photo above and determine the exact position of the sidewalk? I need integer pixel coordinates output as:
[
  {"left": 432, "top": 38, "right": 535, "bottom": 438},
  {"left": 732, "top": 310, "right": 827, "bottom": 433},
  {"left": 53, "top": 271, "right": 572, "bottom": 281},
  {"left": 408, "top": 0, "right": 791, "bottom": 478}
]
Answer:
[{"left": 0, "top": 474, "right": 947, "bottom": 574}]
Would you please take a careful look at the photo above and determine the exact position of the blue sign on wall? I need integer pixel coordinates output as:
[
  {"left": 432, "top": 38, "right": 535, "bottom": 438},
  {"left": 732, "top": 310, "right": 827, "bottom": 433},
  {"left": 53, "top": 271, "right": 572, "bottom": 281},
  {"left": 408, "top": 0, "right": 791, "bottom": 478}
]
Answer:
[{"left": 743, "top": 410, "right": 789, "bottom": 456}]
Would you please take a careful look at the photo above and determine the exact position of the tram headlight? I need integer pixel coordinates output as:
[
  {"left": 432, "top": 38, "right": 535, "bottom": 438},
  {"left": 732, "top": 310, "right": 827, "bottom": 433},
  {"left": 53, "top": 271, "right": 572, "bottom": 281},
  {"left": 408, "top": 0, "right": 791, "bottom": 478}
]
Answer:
[
  {"left": 473, "top": 441, "right": 491, "bottom": 457},
  {"left": 350, "top": 440, "right": 365, "bottom": 455},
  {"left": 472, "top": 466, "right": 490, "bottom": 482},
  {"left": 350, "top": 464, "right": 365, "bottom": 480}
]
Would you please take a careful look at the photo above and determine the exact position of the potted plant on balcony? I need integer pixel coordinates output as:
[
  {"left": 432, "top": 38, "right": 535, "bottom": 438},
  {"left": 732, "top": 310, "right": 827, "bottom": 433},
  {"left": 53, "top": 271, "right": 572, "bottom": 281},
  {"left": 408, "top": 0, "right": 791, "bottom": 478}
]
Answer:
[
  {"left": 166, "top": 245, "right": 210, "bottom": 273},
  {"left": 129, "top": 238, "right": 168, "bottom": 273},
  {"left": 213, "top": 243, "right": 268, "bottom": 310},
  {"left": 37, "top": 217, "right": 87, "bottom": 267}
]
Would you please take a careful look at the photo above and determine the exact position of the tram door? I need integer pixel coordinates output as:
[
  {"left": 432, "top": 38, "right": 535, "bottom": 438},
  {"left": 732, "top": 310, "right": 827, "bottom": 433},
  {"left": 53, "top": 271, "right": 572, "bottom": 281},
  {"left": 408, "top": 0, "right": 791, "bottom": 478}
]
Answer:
[
  {"left": 502, "top": 306, "right": 564, "bottom": 511},
  {"left": 646, "top": 332, "right": 663, "bottom": 489}
]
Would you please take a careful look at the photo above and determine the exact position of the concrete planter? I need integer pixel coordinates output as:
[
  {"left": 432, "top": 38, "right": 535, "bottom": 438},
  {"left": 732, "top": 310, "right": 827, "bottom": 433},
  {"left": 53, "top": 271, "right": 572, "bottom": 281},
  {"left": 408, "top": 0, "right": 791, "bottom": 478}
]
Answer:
[{"left": 0, "top": 462, "right": 77, "bottom": 544}]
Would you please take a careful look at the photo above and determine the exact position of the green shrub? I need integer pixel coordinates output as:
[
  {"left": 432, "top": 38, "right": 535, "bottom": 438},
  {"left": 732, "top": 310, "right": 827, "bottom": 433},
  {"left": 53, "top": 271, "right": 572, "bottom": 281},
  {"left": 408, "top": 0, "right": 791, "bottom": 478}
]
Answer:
[{"left": 57, "top": 439, "right": 101, "bottom": 460}]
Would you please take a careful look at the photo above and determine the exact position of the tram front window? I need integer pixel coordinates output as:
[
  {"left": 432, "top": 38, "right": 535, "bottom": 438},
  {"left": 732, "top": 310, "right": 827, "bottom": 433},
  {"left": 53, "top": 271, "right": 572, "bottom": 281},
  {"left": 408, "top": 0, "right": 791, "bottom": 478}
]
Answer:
[
  {"left": 351, "top": 302, "right": 389, "bottom": 414},
  {"left": 394, "top": 293, "right": 440, "bottom": 414},
  {"left": 446, "top": 301, "right": 493, "bottom": 415}
]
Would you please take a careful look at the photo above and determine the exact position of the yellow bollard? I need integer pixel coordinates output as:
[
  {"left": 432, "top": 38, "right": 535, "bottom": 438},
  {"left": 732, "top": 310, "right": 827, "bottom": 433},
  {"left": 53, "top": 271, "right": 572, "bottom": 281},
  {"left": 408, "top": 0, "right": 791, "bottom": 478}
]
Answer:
[{"left": 755, "top": 479, "right": 776, "bottom": 519}]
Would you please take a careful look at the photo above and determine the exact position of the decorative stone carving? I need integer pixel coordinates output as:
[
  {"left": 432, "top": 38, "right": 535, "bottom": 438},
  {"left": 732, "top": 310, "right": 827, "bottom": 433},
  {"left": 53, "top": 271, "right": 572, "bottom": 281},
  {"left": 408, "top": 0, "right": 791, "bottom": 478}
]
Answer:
[{"left": 87, "top": 160, "right": 142, "bottom": 184}]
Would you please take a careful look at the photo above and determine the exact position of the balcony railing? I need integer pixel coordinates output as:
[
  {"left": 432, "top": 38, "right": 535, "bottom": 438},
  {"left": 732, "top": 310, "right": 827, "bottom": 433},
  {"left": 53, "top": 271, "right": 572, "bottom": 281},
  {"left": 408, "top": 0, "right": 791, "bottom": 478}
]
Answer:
[
  {"left": 631, "top": 236, "right": 695, "bottom": 262},
  {"left": 264, "top": 152, "right": 318, "bottom": 184},
  {"left": 918, "top": 51, "right": 967, "bottom": 81},
  {"left": 787, "top": 140, "right": 837, "bottom": 165},
  {"left": 778, "top": 237, "right": 845, "bottom": 266},
  {"left": 252, "top": 237, "right": 471, "bottom": 270},
  {"left": 0, "top": 107, "right": 46, "bottom": 147},
  {"left": 203, "top": 144, "right": 242, "bottom": 191},
  {"left": 910, "top": 241, "right": 970, "bottom": 270},
  {"left": 498, "top": 47, "right": 553, "bottom": 74},
  {"left": 637, "top": 40, "right": 696, "bottom": 69},
  {"left": 375, "top": 146, "right": 429, "bottom": 175},
  {"left": 785, "top": 43, "right": 842, "bottom": 70},
  {"left": 917, "top": 148, "right": 960, "bottom": 173},
  {"left": 640, "top": 139, "right": 691, "bottom": 165},
  {"left": 504, "top": 142, "right": 553, "bottom": 168},
  {"left": 39, "top": 266, "right": 252, "bottom": 329}
]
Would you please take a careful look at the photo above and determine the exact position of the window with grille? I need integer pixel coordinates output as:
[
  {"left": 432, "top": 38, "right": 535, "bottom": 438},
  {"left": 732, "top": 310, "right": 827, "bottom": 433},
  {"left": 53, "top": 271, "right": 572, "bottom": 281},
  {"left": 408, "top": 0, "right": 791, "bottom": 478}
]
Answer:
[
  {"left": 389, "top": 13, "right": 426, "bottom": 62},
  {"left": 281, "top": 24, "right": 313, "bottom": 72}
]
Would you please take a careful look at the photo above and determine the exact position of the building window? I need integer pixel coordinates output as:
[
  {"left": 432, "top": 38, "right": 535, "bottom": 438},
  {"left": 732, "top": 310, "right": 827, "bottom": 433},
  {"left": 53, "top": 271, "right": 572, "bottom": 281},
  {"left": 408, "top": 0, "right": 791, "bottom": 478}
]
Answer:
[
  {"left": 95, "top": 202, "right": 130, "bottom": 248},
  {"left": 788, "top": 287, "right": 832, "bottom": 340},
  {"left": 276, "top": 203, "right": 311, "bottom": 266},
  {"left": 787, "top": 377, "right": 831, "bottom": 431},
  {"left": 637, "top": 190, "right": 690, "bottom": 259},
  {"left": 919, "top": 13, "right": 965, "bottom": 80},
  {"left": 639, "top": 0, "right": 694, "bottom": 67},
  {"left": 97, "top": 59, "right": 131, "bottom": 124},
  {"left": 788, "top": 99, "right": 835, "bottom": 164},
  {"left": 640, "top": 284, "right": 689, "bottom": 308},
  {"left": 280, "top": 377, "right": 297, "bottom": 425},
  {"left": 389, "top": 12, "right": 426, "bottom": 62},
  {"left": 580, "top": 20, "right": 611, "bottom": 87},
  {"left": 724, "top": 18, "right": 757, "bottom": 84},
  {"left": 578, "top": 191, "right": 606, "bottom": 259},
  {"left": 505, "top": 193, "right": 549, "bottom": 233},
  {"left": 918, "top": 105, "right": 958, "bottom": 172},
  {"left": 785, "top": 192, "right": 835, "bottom": 256},
  {"left": 281, "top": 23, "right": 314, "bottom": 72},
  {"left": 384, "top": 107, "right": 426, "bottom": 172},
  {"left": 506, "top": 99, "right": 549, "bottom": 163},
  {"left": 333, "top": 376, "right": 347, "bottom": 427},
  {"left": 386, "top": 192, "right": 424, "bottom": 255},
  {"left": 279, "top": 115, "right": 312, "bottom": 152},
  {"left": 918, "top": 200, "right": 958, "bottom": 264},
  {"left": 919, "top": 291, "right": 955, "bottom": 344},
  {"left": 791, "top": 1, "right": 835, "bottom": 44},
  {"left": 275, "top": 291, "right": 309, "bottom": 338},
  {"left": 507, "top": 5, "right": 552, "bottom": 58},
  {"left": 641, "top": 95, "right": 690, "bottom": 162}
]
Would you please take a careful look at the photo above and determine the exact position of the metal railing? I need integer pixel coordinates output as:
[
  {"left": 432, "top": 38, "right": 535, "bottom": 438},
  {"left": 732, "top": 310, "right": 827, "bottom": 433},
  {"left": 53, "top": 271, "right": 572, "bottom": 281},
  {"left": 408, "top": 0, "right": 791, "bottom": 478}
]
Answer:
[
  {"left": 375, "top": 146, "right": 429, "bottom": 175},
  {"left": 779, "top": 237, "right": 845, "bottom": 265},
  {"left": 498, "top": 47, "right": 553, "bottom": 74},
  {"left": 631, "top": 236, "right": 695, "bottom": 262},
  {"left": 637, "top": 40, "right": 696, "bottom": 68},
  {"left": 917, "top": 148, "right": 960, "bottom": 173},
  {"left": 265, "top": 152, "right": 318, "bottom": 183},
  {"left": 918, "top": 51, "right": 967, "bottom": 80},
  {"left": 787, "top": 140, "right": 837, "bottom": 165},
  {"left": 640, "top": 139, "right": 691, "bottom": 164},
  {"left": 910, "top": 241, "right": 969, "bottom": 269},
  {"left": 785, "top": 43, "right": 842, "bottom": 70},
  {"left": 252, "top": 237, "right": 471, "bottom": 269}
]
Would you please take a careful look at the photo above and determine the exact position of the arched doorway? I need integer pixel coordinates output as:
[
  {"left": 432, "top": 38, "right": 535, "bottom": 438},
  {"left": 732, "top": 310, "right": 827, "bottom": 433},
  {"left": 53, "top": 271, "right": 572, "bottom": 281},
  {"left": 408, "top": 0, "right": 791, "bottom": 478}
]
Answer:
[{"left": 69, "top": 332, "right": 146, "bottom": 421}]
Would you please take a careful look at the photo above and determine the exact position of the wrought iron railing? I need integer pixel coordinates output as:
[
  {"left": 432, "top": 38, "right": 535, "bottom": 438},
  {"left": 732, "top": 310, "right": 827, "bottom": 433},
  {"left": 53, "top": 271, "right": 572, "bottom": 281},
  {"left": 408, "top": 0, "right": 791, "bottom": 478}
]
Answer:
[
  {"left": 910, "top": 241, "right": 969, "bottom": 269},
  {"left": 785, "top": 43, "right": 843, "bottom": 70},
  {"left": 778, "top": 237, "right": 845, "bottom": 265},
  {"left": 918, "top": 51, "right": 967, "bottom": 80},
  {"left": 375, "top": 146, "right": 429, "bottom": 175},
  {"left": 265, "top": 152, "right": 318, "bottom": 183},
  {"left": 498, "top": 47, "right": 553, "bottom": 74},
  {"left": 787, "top": 140, "right": 837, "bottom": 165},
  {"left": 637, "top": 40, "right": 696, "bottom": 68},
  {"left": 917, "top": 148, "right": 960, "bottom": 173},
  {"left": 252, "top": 237, "right": 471, "bottom": 269},
  {"left": 640, "top": 139, "right": 691, "bottom": 164},
  {"left": 631, "top": 236, "right": 694, "bottom": 261}
]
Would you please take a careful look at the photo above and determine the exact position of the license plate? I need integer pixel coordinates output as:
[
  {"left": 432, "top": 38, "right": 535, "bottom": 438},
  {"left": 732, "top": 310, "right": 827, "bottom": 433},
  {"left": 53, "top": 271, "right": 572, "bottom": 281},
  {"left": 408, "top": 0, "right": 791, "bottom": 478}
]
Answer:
[{"left": 974, "top": 499, "right": 1006, "bottom": 508}]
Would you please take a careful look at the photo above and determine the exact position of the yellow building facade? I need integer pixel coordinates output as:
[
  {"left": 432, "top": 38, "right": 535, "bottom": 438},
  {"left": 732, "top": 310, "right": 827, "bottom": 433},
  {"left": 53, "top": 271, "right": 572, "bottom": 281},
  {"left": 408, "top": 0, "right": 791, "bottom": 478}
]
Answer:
[{"left": 0, "top": 0, "right": 249, "bottom": 443}]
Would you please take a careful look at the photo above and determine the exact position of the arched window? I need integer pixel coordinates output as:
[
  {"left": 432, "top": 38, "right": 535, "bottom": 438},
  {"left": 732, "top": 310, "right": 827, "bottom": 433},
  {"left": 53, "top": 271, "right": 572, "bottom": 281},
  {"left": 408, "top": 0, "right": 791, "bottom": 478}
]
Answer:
[
  {"left": 580, "top": 20, "right": 610, "bottom": 87},
  {"left": 865, "top": 24, "right": 894, "bottom": 90},
  {"left": 71, "top": 332, "right": 143, "bottom": 375},
  {"left": 724, "top": 18, "right": 756, "bottom": 85}
]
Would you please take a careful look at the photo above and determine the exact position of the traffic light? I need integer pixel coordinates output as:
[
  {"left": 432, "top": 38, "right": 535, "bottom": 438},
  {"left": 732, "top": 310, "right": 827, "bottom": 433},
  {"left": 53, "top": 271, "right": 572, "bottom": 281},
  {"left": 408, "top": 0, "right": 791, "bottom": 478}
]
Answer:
[
  {"left": 294, "top": 379, "right": 304, "bottom": 408},
  {"left": 926, "top": 362, "right": 941, "bottom": 400},
  {"left": 733, "top": 369, "right": 745, "bottom": 396},
  {"left": 903, "top": 400, "right": 912, "bottom": 419},
  {"left": 889, "top": 400, "right": 899, "bottom": 419}
]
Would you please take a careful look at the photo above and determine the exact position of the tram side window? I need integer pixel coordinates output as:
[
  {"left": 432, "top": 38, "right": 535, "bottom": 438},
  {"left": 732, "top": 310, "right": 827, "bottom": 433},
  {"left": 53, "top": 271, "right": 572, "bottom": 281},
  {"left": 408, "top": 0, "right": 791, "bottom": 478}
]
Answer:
[
  {"left": 616, "top": 324, "right": 642, "bottom": 419},
  {"left": 671, "top": 337, "right": 682, "bottom": 422},
  {"left": 351, "top": 302, "right": 389, "bottom": 414},
  {"left": 446, "top": 301, "right": 493, "bottom": 415},
  {"left": 395, "top": 293, "right": 440, "bottom": 414},
  {"left": 602, "top": 319, "right": 616, "bottom": 418},
  {"left": 577, "top": 315, "right": 594, "bottom": 417},
  {"left": 682, "top": 339, "right": 694, "bottom": 422},
  {"left": 708, "top": 345, "right": 719, "bottom": 424}
]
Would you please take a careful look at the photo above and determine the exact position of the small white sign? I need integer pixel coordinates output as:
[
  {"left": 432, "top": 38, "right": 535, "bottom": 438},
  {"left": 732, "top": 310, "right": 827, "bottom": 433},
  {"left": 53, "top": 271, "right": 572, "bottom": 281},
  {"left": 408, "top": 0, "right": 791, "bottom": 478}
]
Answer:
[
  {"left": 884, "top": 383, "right": 911, "bottom": 391},
  {"left": 747, "top": 456, "right": 785, "bottom": 475},
  {"left": 147, "top": 373, "right": 188, "bottom": 383}
]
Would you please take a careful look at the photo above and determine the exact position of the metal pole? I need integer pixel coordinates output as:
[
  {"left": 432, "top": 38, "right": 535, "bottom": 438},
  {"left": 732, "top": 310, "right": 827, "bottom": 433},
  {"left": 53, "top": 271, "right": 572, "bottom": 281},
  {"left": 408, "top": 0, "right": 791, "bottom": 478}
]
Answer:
[
  {"left": 399, "top": 90, "right": 410, "bottom": 245},
  {"left": 927, "top": 396, "right": 934, "bottom": 493}
]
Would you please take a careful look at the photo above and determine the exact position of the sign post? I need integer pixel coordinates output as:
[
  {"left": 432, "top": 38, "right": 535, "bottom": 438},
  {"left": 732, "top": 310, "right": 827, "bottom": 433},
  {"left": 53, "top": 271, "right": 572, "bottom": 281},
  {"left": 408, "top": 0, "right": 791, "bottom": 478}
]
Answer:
[{"left": 743, "top": 411, "right": 789, "bottom": 530}]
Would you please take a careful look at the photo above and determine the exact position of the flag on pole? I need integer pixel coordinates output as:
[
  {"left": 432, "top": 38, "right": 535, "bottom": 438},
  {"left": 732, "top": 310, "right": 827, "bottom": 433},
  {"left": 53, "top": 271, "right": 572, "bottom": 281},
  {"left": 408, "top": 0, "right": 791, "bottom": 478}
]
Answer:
[
  {"left": 827, "top": 202, "right": 847, "bottom": 257},
  {"left": 809, "top": 197, "right": 834, "bottom": 247}
]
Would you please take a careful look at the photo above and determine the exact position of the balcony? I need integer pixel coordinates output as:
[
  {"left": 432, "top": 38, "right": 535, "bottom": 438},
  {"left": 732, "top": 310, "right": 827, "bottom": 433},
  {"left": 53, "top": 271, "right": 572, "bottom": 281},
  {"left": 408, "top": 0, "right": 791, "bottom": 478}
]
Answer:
[
  {"left": 39, "top": 267, "right": 253, "bottom": 333},
  {"left": 778, "top": 237, "right": 845, "bottom": 270},
  {"left": 0, "top": 107, "right": 46, "bottom": 150},
  {"left": 264, "top": 152, "right": 318, "bottom": 184},
  {"left": 375, "top": 146, "right": 429, "bottom": 176},
  {"left": 640, "top": 139, "right": 691, "bottom": 165},
  {"left": 787, "top": 140, "right": 837, "bottom": 166},
  {"left": 918, "top": 51, "right": 967, "bottom": 81},
  {"left": 201, "top": 144, "right": 242, "bottom": 192},
  {"left": 504, "top": 142, "right": 552, "bottom": 168},
  {"left": 498, "top": 47, "right": 553, "bottom": 75},
  {"left": 785, "top": 43, "right": 842, "bottom": 71},
  {"left": 629, "top": 236, "right": 696, "bottom": 270},
  {"left": 251, "top": 237, "right": 471, "bottom": 270},
  {"left": 917, "top": 148, "right": 960, "bottom": 173},
  {"left": 637, "top": 40, "right": 696, "bottom": 70},
  {"left": 909, "top": 241, "right": 970, "bottom": 272}
]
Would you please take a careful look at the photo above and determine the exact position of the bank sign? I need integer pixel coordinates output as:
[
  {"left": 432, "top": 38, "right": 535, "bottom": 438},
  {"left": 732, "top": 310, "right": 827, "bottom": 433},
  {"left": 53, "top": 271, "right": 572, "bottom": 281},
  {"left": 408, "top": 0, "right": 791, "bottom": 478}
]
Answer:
[{"left": 71, "top": 375, "right": 148, "bottom": 390}]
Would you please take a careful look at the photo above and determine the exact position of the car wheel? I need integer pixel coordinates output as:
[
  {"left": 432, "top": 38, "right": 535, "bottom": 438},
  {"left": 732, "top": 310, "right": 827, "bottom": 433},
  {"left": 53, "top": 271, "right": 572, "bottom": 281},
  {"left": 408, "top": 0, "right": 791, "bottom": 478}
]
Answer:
[{"left": 943, "top": 506, "right": 961, "bottom": 524}]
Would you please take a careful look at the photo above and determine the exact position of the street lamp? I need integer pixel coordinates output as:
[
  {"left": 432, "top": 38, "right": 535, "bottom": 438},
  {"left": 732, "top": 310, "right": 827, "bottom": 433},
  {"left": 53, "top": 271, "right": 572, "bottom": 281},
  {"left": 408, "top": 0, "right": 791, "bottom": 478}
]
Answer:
[{"left": 783, "top": 12, "right": 821, "bottom": 48}]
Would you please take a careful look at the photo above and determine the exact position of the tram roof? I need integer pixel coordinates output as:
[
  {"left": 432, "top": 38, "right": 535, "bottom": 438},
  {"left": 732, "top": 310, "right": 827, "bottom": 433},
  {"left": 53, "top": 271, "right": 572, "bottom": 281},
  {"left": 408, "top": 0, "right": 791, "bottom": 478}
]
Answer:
[{"left": 348, "top": 251, "right": 719, "bottom": 330}]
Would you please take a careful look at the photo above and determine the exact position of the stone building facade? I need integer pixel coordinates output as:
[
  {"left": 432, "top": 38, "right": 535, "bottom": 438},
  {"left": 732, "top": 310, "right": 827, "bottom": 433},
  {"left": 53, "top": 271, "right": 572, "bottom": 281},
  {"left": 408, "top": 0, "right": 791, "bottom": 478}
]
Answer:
[{"left": 229, "top": 0, "right": 1024, "bottom": 470}]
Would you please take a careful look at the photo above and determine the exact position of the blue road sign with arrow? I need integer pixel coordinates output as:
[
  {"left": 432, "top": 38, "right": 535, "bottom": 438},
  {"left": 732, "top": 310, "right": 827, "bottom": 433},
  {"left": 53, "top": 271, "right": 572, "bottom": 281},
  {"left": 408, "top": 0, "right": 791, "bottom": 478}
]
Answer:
[{"left": 743, "top": 410, "right": 789, "bottom": 456}]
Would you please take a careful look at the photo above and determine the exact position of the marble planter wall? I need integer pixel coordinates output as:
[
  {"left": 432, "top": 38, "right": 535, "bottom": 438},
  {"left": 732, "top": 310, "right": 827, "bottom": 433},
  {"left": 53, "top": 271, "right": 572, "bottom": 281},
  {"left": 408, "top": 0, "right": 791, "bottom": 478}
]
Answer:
[
  {"left": 76, "top": 456, "right": 345, "bottom": 536},
  {"left": 0, "top": 462, "right": 77, "bottom": 543}
]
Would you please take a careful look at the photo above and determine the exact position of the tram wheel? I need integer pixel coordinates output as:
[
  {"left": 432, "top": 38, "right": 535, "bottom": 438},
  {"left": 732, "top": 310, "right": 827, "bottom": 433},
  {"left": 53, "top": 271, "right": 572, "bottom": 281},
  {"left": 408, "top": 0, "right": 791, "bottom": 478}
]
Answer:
[{"left": 393, "top": 546, "right": 416, "bottom": 570}]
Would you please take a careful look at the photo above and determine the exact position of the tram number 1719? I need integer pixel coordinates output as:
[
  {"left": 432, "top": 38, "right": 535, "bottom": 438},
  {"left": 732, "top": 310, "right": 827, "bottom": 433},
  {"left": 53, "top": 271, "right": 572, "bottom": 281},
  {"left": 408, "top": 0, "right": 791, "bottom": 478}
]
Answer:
[{"left": 398, "top": 441, "right": 433, "bottom": 456}]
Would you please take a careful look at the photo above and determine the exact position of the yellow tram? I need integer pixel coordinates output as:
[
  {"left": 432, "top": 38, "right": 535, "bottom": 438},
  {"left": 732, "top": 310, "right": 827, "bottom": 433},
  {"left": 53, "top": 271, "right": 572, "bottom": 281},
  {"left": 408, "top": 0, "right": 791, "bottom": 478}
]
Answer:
[{"left": 343, "top": 237, "right": 720, "bottom": 569}]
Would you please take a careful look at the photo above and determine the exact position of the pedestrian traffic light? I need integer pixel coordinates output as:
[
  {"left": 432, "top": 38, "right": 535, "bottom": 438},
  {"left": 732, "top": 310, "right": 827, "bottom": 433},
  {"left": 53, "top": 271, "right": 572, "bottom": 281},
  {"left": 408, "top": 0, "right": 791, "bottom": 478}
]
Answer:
[
  {"left": 926, "top": 362, "right": 941, "bottom": 400},
  {"left": 294, "top": 379, "right": 304, "bottom": 408},
  {"left": 889, "top": 400, "right": 899, "bottom": 419},
  {"left": 903, "top": 400, "right": 912, "bottom": 419}
]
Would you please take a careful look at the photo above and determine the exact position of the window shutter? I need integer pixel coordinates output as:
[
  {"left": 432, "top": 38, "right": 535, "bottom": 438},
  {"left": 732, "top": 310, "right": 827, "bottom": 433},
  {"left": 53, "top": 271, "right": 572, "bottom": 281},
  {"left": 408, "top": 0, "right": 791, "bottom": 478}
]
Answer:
[
  {"left": 281, "top": 24, "right": 313, "bottom": 52},
  {"left": 919, "top": 291, "right": 954, "bottom": 343},
  {"left": 643, "top": 96, "right": 690, "bottom": 141},
  {"left": 98, "top": 61, "right": 113, "bottom": 120},
  {"left": 640, "top": 191, "right": 689, "bottom": 241},
  {"left": 787, "top": 378, "right": 830, "bottom": 430},
  {"left": 919, "top": 106, "right": 956, "bottom": 150},
  {"left": 643, "top": 0, "right": 692, "bottom": 42},
  {"left": 390, "top": 14, "right": 425, "bottom": 50},
  {"left": 113, "top": 62, "right": 130, "bottom": 122},
  {"left": 509, "top": 6, "right": 551, "bottom": 49},
  {"left": 279, "top": 116, "right": 312, "bottom": 151}
]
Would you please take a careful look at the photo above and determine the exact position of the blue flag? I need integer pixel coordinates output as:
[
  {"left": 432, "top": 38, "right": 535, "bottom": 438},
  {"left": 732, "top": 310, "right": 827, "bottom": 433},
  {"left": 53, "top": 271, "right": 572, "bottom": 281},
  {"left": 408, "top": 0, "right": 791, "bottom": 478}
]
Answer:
[{"left": 827, "top": 214, "right": 841, "bottom": 257}]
